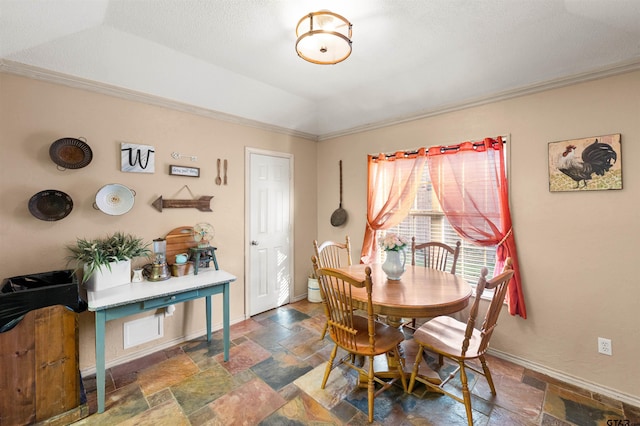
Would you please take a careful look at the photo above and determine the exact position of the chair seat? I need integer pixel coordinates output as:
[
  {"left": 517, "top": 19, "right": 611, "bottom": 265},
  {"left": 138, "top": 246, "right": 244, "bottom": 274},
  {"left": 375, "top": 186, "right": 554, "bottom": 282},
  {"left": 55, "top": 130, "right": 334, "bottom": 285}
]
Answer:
[
  {"left": 413, "top": 316, "right": 483, "bottom": 359},
  {"left": 347, "top": 316, "right": 405, "bottom": 356}
]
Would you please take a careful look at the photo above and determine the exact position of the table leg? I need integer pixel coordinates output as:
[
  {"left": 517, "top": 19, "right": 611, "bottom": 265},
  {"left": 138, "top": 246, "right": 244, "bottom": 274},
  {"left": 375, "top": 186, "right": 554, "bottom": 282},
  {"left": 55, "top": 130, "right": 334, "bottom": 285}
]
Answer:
[
  {"left": 385, "top": 315, "right": 404, "bottom": 328},
  {"left": 193, "top": 251, "right": 201, "bottom": 275},
  {"left": 210, "top": 247, "right": 219, "bottom": 270},
  {"left": 222, "top": 282, "right": 229, "bottom": 361},
  {"left": 371, "top": 315, "right": 442, "bottom": 385},
  {"left": 206, "top": 295, "right": 212, "bottom": 342},
  {"left": 95, "top": 310, "right": 107, "bottom": 413}
]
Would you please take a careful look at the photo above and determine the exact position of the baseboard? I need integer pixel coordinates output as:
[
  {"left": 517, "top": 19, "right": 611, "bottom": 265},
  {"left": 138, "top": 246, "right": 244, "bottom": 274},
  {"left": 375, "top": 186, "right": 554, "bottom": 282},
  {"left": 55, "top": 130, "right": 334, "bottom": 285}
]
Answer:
[
  {"left": 80, "top": 316, "right": 246, "bottom": 377},
  {"left": 292, "top": 293, "right": 309, "bottom": 303},
  {"left": 237, "top": 294, "right": 309, "bottom": 323},
  {"left": 488, "top": 348, "right": 640, "bottom": 408}
]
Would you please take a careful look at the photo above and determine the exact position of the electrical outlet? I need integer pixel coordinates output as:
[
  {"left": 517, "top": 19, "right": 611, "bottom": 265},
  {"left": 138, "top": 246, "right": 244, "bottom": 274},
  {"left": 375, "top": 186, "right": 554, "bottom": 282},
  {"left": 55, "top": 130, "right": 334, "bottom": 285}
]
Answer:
[{"left": 598, "top": 337, "right": 612, "bottom": 355}]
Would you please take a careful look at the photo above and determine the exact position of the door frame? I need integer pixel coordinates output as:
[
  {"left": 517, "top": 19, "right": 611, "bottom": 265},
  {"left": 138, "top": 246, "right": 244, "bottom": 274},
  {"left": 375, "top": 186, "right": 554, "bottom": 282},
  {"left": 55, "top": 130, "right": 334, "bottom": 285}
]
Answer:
[{"left": 244, "top": 147, "right": 294, "bottom": 318}]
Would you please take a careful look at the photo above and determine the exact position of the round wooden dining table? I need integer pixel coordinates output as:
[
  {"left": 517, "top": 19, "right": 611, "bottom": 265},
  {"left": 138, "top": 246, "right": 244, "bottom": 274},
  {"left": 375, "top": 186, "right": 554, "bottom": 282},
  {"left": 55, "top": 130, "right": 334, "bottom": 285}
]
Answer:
[
  {"left": 334, "top": 263, "right": 472, "bottom": 383},
  {"left": 336, "top": 263, "right": 472, "bottom": 323}
]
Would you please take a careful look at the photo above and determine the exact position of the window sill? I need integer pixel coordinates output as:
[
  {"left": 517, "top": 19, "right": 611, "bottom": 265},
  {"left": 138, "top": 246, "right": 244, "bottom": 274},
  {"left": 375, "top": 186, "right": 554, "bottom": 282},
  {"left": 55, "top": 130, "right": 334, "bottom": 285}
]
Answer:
[{"left": 469, "top": 286, "right": 506, "bottom": 304}]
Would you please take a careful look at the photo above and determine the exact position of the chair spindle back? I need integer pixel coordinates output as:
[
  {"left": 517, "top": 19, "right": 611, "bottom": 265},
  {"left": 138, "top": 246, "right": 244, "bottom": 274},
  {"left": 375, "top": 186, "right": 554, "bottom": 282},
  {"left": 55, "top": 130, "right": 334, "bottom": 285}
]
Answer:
[
  {"left": 411, "top": 238, "right": 461, "bottom": 274},
  {"left": 312, "top": 256, "right": 374, "bottom": 352},
  {"left": 461, "top": 258, "right": 514, "bottom": 357},
  {"left": 313, "top": 236, "right": 352, "bottom": 269}
]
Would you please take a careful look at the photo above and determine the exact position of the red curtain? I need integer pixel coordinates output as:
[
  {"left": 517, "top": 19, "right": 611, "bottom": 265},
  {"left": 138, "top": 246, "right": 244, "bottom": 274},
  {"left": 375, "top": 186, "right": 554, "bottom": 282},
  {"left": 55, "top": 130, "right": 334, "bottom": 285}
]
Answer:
[
  {"left": 360, "top": 149, "right": 427, "bottom": 264},
  {"left": 427, "top": 137, "right": 526, "bottom": 318}
]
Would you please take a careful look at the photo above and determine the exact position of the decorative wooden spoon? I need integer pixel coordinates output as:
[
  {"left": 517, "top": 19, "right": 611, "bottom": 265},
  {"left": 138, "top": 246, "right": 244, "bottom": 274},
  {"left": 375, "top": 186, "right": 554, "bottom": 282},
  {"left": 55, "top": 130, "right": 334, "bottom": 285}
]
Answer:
[{"left": 215, "top": 159, "right": 222, "bottom": 185}]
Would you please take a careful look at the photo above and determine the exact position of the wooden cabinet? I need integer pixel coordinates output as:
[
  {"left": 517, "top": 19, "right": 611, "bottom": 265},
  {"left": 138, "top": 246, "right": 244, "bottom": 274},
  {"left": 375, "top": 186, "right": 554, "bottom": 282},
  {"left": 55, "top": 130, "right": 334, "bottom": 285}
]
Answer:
[{"left": 0, "top": 305, "right": 83, "bottom": 425}]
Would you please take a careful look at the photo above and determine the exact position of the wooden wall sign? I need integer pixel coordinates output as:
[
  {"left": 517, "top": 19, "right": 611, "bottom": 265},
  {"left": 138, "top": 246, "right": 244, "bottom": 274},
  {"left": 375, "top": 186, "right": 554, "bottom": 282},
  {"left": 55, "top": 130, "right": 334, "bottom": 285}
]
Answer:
[
  {"left": 152, "top": 195, "right": 213, "bottom": 212},
  {"left": 121, "top": 142, "right": 155, "bottom": 173}
]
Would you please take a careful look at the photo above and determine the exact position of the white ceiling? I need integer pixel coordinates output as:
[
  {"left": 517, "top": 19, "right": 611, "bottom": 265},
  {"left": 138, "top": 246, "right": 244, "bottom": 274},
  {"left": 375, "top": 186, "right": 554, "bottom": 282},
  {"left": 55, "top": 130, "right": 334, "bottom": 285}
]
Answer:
[{"left": 2, "top": 0, "right": 640, "bottom": 140}]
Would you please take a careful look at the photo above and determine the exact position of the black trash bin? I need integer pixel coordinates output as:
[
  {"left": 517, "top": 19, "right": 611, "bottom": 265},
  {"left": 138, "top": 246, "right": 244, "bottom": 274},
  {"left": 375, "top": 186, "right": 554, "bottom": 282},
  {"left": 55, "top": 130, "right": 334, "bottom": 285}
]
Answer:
[{"left": 1, "top": 269, "right": 86, "bottom": 332}]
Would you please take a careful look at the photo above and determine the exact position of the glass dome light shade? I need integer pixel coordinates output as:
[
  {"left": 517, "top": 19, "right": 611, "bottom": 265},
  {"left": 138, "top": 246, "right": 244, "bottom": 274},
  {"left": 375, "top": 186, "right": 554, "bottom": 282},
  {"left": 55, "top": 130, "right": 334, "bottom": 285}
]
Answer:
[{"left": 296, "top": 10, "right": 352, "bottom": 65}]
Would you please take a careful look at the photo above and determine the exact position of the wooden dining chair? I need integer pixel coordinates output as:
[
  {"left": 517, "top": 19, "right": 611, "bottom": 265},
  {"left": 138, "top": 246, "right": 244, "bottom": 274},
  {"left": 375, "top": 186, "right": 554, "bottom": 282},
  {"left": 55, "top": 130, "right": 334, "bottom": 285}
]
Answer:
[
  {"left": 411, "top": 238, "right": 461, "bottom": 273},
  {"left": 312, "top": 256, "right": 407, "bottom": 423},
  {"left": 405, "top": 238, "right": 461, "bottom": 329},
  {"left": 313, "top": 236, "right": 352, "bottom": 338},
  {"left": 313, "top": 236, "right": 352, "bottom": 270},
  {"left": 407, "top": 258, "right": 515, "bottom": 426}
]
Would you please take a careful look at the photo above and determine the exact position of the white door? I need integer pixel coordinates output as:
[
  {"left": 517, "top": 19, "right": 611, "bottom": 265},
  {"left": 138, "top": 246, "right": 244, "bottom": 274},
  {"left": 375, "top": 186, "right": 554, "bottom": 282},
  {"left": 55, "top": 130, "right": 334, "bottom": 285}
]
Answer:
[{"left": 246, "top": 150, "right": 292, "bottom": 316}]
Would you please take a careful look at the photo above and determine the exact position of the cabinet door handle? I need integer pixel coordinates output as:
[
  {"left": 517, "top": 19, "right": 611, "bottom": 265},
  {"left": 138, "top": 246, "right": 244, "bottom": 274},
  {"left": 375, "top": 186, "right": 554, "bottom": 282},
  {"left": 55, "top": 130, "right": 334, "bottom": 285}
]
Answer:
[{"left": 251, "top": 240, "right": 259, "bottom": 246}]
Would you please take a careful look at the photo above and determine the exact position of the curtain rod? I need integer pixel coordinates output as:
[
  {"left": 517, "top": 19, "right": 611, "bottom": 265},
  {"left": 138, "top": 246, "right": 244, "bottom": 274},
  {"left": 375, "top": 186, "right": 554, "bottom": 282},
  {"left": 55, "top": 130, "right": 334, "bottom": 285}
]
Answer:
[{"left": 371, "top": 135, "right": 507, "bottom": 159}]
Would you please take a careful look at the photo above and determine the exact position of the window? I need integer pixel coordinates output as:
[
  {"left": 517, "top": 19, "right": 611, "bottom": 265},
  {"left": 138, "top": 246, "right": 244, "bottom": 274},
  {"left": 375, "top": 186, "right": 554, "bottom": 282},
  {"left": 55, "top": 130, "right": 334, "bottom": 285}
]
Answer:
[{"left": 380, "top": 162, "right": 497, "bottom": 286}]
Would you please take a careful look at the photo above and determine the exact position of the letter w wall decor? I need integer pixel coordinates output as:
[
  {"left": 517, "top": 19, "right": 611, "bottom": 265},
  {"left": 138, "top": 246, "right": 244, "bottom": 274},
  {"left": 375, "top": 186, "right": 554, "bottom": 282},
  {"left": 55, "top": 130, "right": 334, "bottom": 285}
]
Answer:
[{"left": 121, "top": 142, "right": 155, "bottom": 173}]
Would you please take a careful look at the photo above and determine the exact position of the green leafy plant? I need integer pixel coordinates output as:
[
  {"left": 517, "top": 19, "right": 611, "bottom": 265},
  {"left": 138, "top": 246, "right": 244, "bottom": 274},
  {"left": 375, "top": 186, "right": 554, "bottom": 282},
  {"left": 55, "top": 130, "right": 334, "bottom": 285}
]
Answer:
[{"left": 66, "top": 232, "right": 151, "bottom": 282}]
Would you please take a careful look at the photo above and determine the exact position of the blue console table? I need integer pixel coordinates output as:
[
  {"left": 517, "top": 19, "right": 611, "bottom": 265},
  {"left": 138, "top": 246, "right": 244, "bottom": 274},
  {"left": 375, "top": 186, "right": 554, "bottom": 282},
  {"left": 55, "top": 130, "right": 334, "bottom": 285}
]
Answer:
[{"left": 86, "top": 268, "right": 236, "bottom": 413}]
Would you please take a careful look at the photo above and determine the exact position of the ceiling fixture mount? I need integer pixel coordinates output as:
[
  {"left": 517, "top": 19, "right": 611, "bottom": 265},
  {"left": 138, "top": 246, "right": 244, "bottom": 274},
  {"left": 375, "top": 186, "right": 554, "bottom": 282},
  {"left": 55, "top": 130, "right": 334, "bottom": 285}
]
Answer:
[{"left": 295, "top": 10, "right": 352, "bottom": 65}]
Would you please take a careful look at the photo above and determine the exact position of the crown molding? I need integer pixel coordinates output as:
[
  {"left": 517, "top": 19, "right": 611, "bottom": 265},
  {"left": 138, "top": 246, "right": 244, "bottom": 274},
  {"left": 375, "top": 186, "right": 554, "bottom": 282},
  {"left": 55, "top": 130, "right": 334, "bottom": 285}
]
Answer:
[
  {"left": 0, "top": 60, "right": 319, "bottom": 142},
  {"left": 317, "top": 58, "right": 640, "bottom": 141},
  {"left": 3, "top": 58, "right": 639, "bottom": 142}
]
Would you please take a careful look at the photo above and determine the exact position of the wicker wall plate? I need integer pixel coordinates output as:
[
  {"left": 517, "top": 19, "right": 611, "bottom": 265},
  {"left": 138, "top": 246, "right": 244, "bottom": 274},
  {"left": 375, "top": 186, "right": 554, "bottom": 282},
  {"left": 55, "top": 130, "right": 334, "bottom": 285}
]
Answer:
[
  {"left": 28, "top": 189, "right": 73, "bottom": 221},
  {"left": 49, "top": 137, "right": 93, "bottom": 170}
]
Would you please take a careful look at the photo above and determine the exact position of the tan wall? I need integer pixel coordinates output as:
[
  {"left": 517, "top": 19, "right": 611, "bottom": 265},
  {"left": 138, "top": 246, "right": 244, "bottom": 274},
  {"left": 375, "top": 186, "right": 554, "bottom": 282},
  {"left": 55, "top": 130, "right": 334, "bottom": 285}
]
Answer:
[
  {"left": 0, "top": 73, "right": 318, "bottom": 370},
  {"left": 316, "top": 70, "right": 640, "bottom": 401},
  {"left": 2, "top": 70, "right": 639, "bottom": 402}
]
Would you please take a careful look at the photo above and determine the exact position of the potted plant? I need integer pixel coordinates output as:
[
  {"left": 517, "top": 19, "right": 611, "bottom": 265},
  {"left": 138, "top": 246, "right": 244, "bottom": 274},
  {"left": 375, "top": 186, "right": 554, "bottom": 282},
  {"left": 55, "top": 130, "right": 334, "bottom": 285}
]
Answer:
[{"left": 66, "top": 232, "right": 151, "bottom": 290}]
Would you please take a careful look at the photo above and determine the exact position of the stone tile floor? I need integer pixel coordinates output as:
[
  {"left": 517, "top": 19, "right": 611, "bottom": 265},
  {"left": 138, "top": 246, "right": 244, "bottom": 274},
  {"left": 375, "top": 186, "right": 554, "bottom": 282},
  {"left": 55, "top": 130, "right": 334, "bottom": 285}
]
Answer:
[{"left": 73, "top": 300, "right": 640, "bottom": 425}]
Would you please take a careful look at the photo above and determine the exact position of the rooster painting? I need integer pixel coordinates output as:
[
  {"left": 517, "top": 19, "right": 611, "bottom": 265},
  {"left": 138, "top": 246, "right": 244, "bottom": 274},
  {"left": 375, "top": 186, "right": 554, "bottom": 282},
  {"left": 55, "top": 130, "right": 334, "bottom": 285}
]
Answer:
[{"left": 554, "top": 138, "right": 619, "bottom": 189}]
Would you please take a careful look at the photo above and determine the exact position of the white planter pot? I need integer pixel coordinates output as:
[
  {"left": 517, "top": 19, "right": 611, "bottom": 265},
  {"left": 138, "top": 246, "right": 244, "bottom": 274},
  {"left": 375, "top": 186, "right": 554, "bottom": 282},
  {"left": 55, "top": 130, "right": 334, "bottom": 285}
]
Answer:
[
  {"left": 84, "top": 259, "right": 131, "bottom": 292},
  {"left": 308, "top": 278, "right": 322, "bottom": 303}
]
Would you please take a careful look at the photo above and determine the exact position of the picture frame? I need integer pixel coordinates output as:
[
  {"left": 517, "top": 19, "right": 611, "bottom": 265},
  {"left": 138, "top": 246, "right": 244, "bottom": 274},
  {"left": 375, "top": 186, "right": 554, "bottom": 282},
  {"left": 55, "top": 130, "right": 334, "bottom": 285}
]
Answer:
[
  {"left": 169, "top": 164, "right": 200, "bottom": 178},
  {"left": 548, "top": 133, "right": 621, "bottom": 192}
]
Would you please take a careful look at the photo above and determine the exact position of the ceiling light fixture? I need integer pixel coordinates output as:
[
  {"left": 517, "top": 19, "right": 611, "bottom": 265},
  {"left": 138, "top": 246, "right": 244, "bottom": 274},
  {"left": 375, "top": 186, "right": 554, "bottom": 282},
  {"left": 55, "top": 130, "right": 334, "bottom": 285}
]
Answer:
[{"left": 295, "top": 10, "right": 352, "bottom": 65}]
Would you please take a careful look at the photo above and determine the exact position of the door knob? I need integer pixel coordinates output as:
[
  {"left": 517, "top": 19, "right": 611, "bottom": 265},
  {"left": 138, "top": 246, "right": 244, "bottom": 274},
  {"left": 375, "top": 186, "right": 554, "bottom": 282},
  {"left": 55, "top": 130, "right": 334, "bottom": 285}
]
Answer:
[{"left": 251, "top": 240, "right": 259, "bottom": 246}]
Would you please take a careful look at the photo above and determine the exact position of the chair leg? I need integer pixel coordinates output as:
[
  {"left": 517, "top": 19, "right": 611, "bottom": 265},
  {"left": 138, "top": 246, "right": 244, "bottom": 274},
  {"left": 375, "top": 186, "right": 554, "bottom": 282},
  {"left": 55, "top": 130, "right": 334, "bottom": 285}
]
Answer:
[
  {"left": 393, "top": 346, "right": 407, "bottom": 392},
  {"left": 479, "top": 355, "right": 497, "bottom": 395},
  {"left": 458, "top": 361, "right": 474, "bottom": 426},
  {"left": 407, "top": 344, "right": 425, "bottom": 393},
  {"left": 319, "top": 321, "right": 328, "bottom": 340},
  {"left": 367, "top": 355, "right": 375, "bottom": 423},
  {"left": 322, "top": 345, "right": 338, "bottom": 389}
]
